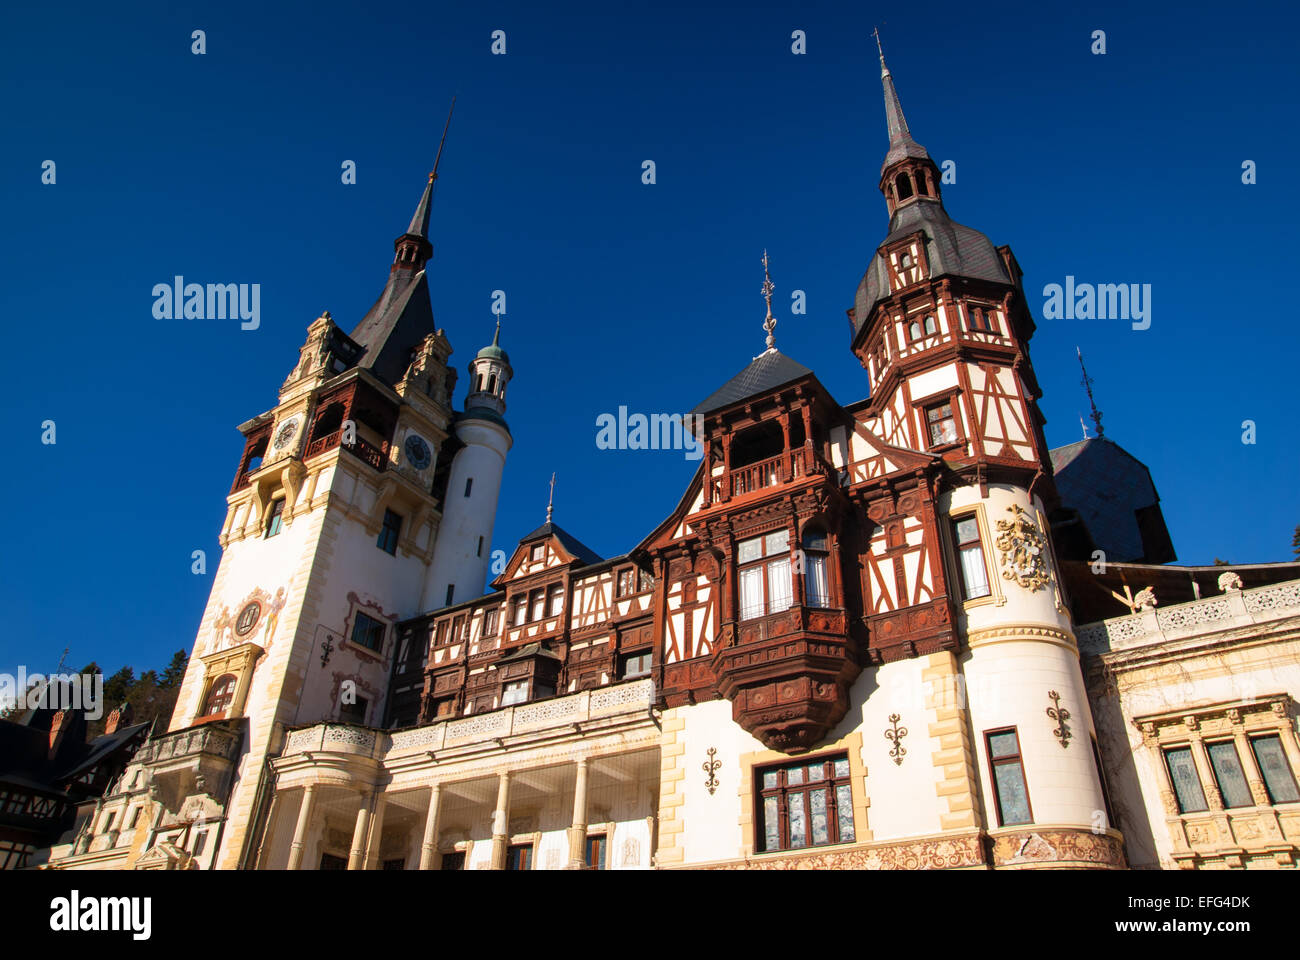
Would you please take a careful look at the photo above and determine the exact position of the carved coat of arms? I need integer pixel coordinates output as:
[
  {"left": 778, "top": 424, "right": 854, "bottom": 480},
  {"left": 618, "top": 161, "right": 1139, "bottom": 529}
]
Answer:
[{"left": 994, "top": 505, "right": 1051, "bottom": 591}]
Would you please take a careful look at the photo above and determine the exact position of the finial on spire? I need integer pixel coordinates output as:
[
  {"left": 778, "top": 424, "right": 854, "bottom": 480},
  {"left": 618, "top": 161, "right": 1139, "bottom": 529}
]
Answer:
[
  {"left": 1077, "top": 347, "right": 1104, "bottom": 438},
  {"left": 761, "top": 250, "right": 777, "bottom": 351},
  {"left": 493, "top": 315, "right": 501, "bottom": 346},
  {"left": 873, "top": 26, "right": 889, "bottom": 78},
  {"left": 1080, "top": 414, "right": 1090, "bottom": 441},
  {"left": 430, "top": 96, "right": 456, "bottom": 184},
  {"left": 546, "top": 472, "right": 556, "bottom": 524}
]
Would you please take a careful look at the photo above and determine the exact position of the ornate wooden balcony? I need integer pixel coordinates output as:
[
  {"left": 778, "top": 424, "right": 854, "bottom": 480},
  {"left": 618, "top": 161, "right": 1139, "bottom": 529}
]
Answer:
[
  {"left": 710, "top": 446, "right": 836, "bottom": 505},
  {"left": 711, "top": 604, "right": 859, "bottom": 753},
  {"left": 302, "top": 429, "right": 388, "bottom": 473}
]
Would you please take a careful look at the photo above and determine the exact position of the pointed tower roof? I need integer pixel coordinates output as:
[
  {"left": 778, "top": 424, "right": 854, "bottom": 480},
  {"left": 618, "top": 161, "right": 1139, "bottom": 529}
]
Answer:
[
  {"left": 476, "top": 318, "right": 509, "bottom": 362},
  {"left": 348, "top": 102, "right": 456, "bottom": 386},
  {"left": 875, "top": 30, "right": 930, "bottom": 173}
]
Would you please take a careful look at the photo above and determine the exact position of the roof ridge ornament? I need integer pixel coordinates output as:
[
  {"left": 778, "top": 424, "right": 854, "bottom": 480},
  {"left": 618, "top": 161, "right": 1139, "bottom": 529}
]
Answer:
[
  {"left": 546, "top": 471, "right": 556, "bottom": 524},
  {"left": 761, "top": 249, "right": 777, "bottom": 352},
  {"left": 1076, "top": 346, "right": 1105, "bottom": 438}
]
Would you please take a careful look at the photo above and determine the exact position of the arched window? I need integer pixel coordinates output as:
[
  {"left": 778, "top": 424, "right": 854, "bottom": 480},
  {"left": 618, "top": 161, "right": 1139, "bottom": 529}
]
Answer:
[
  {"left": 202, "top": 674, "right": 237, "bottom": 717},
  {"left": 923, "top": 314, "right": 937, "bottom": 335},
  {"left": 908, "top": 320, "right": 922, "bottom": 341},
  {"left": 487, "top": 373, "right": 497, "bottom": 393},
  {"left": 895, "top": 173, "right": 914, "bottom": 201},
  {"left": 916, "top": 174, "right": 930, "bottom": 197},
  {"left": 802, "top": 527, "right": 831, "bottom": 608}
]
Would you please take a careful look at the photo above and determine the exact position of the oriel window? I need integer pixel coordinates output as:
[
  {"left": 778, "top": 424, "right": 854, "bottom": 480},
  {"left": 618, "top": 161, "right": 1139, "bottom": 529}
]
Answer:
[{"left": 501, "top": 680, "right": 529, "bottom": 706}]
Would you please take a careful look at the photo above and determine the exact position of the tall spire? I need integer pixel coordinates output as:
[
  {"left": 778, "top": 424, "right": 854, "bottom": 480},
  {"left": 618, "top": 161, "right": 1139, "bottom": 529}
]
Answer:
[
  {"left": 393, "top": 98, "right": 456, "bottom": 271},
  {"left": 873, "top": 28, "right": 929, "bottom": 172},
  {"left": 1077, "top": 347, "right": 1105, "bottom": 438},
  {"left": 760, "top": 250, "right": 777, "bottom": 352}
]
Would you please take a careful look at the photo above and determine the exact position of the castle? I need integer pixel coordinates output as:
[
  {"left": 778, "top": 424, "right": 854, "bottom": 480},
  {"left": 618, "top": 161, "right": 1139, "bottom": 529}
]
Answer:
[{"left": 24, "top": 43, "right": 1300, "bottom": 872}]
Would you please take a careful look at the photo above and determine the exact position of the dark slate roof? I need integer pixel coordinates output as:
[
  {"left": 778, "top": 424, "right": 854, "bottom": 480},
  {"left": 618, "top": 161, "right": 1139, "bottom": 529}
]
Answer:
[
  {"left": 57, "top": 722, "right": 150, "bottom": 783},
  {"left": 690, "top": 349, "right": 814, "bottom": 416},
  {"left": 348, "top": 269, "right": 436, "bottom": 387},
  {"left": 880, "top": 69, "right": 929, "bottom": 172},
  {"left": 520, "top": 521, "right": 604, "bottom": 565},
  {"left": 854, "top": 201, "right": 1011, "bottom": 337},
  {"left": 1049, "top": 437, "right": 1173, "bottom": 564}
]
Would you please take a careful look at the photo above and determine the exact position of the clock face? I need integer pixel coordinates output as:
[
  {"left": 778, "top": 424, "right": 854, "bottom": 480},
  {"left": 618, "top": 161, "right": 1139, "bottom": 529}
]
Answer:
[
  {"left": 404, "top": 434, "right": 431, "bottom": 470},
  {"left": 272, "top": 416, "right": 301, "bottom": 451},
  {"left": 235, "top": 601, "right": 262, "bottom": 637}
]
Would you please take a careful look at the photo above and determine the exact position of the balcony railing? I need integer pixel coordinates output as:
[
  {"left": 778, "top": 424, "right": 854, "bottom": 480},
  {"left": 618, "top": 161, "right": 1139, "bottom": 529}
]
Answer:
[
  {"left": 710, "top": 447, "right": 834, "bottom": 504},
  {"left": 133, "top": 722, "right": 243, "bottom": 767},
  {"left": 301, "top": 430, "right": 388, "bottom": 473},
  {"left": 281, "top": 679, "right": 656, "bottom": 760},
  {"left": 1075, "top": 578, "right": 1300, "bottom": 653}
]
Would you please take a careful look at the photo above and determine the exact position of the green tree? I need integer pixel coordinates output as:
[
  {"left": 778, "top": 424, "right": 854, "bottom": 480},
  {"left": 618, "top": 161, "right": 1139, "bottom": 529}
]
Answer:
[
  {"left": 103, "top": 666, "right": 135, "bottom": 707},
  {"left": 160, "top": 650, "right": 188, "bottom": 689},
  {"left": 1292, "top": 524, "right": 1300, "bottom": 559}
]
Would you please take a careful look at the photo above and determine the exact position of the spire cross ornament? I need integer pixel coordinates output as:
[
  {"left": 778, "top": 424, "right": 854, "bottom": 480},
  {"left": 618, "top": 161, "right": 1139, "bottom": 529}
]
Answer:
[
  {"left": 873, "top": 26, "right": 888, "bottom": 76},
  {"left": 760, "top": 249, "right": 777, "bottom": 351},
  {"left": 1076, "top": 347, "right": 1104, "bottom": 438},
  {"left": 546, "top": 472, "right": 556, "bottom": 524}
]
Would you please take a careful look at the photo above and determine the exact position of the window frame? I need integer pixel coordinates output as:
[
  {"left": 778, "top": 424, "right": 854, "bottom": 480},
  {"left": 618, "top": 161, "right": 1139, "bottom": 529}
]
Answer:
[
  {"left": 585, "top": 833, "right": 607, "bottom": 870},
  {"left": 1205, "top": 739, "right": 1254, "bottom": 809},
  {"left": 505, "top": 843, "right": 534, "bottom": 871},
  {"left": 350, "top": 611, "right": 386, "bottom": 653},
  {"left": 985, "top": 727, "right": 1034, "bottom": 826},
  {"left": 264, "top": 497, "right": 286, "bottom": 539},
  {"left": 202, "top": 673, "right": 237, "bottom": 718},
  {"left": 1163, "top": 745, "right": 1209, "bottom": 814},
  {"left": 377, "top": 508, "right": 402, "bottom": 555},
  {"left": 1250, "top": 734, "right": 1300, "bottom": 805},
  {"left": 754, "top": 752, "right": 856, "bottom": 853},
  {"left": 738, "top": 529, "right": 794, "bottom": 622},
  {"left": 951, "top": 513, "right": 992, "bottom": 601}
]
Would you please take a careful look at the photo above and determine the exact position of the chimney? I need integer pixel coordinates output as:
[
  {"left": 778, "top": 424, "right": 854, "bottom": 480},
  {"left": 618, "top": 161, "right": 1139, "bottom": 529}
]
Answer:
[
  {"left": 104, "top": 707, "right": 122, "bottom": 735},
  {"left": 48, "top": 709, "right": 68, "bottom": 755}
]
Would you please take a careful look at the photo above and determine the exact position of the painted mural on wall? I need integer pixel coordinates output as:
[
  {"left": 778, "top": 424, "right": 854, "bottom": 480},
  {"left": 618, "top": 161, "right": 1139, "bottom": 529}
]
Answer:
[{"left": 207, "top": 586, "right": 288, "bottom": 655}]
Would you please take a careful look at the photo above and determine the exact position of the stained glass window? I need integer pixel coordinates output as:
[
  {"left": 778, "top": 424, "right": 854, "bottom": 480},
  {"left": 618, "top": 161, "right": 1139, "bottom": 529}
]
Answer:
[
  {"left": 1164, "top": 746, "right": 1209, "bottom": 813},
  {"left": 755, "top": 754, "right": 855, "bottom": 853},
  {"left": 1251, "top": 735, "right": 1300, "bottom": 804},
  {"left": 1207, "top": 741, "right": 1253, "bottom": 808},
  {"left": 986, "top": 728, "right": 1032, "bottom": 825}
]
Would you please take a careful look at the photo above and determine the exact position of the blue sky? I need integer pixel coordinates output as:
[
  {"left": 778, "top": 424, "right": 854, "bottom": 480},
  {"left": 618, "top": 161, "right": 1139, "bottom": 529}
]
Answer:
[{"left": 2, "top": 0, "right": 1297, "bottom": 681}]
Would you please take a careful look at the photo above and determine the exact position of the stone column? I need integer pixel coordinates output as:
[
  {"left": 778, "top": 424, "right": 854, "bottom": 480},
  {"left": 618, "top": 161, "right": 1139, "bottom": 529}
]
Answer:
[
  {"left": 419, "top": 784, "right": 444, "bottom": 870},
  {"left": 364, "top": 793, "right": 388, "bottom": 870},
  {"left": 286, "top": 784, "right": 317, "bottom": 871},
  {"left": 567, "top": 758, "right": 590, "bottom": 868},
  {"left": 489, "top": 771, "right": 512, "bottom": 870},
  {"left": 347, "top": 789, "right": 375, "bottom": 870}
]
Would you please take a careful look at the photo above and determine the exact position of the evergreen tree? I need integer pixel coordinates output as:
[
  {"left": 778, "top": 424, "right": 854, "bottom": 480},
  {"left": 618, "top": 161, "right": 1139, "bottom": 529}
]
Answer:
[
  {"left": 103, "top": 666, "right": 135, "bottom": 707},
  {"left": 160, "top": 650, "right": 188, "bottom": 688},
  {"left": 1292, "top": 524, "right": 1300, "bottom": 559}
]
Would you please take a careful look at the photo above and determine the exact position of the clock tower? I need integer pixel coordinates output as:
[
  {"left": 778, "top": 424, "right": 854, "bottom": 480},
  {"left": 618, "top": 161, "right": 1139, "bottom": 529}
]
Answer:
[{"left": 167, "top": 162, "right": 464, "bottom": 869}]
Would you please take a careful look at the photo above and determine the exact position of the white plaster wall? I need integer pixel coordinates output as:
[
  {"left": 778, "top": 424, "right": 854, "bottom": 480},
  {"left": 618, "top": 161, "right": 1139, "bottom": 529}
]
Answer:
[{"left": 425, "top": 416, "right": 512, "bottom": 609}]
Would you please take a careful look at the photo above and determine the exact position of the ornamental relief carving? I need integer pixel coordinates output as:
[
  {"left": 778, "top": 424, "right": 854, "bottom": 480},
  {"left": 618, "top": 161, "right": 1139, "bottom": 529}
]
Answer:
[{"left": 994, "top": 505, "right": 1051, "bottom": 592}]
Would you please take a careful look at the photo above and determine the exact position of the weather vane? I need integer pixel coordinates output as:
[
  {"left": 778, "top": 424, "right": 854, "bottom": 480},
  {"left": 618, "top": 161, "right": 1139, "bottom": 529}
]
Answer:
[{"left": 761, "top": 250, "right": 776, "bottom": 350}]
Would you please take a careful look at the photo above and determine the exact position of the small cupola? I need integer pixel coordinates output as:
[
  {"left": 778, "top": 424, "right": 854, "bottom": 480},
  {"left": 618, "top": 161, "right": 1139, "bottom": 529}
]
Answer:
[{"left": 465, "top": 319, "right": 513, "bottom": 416}]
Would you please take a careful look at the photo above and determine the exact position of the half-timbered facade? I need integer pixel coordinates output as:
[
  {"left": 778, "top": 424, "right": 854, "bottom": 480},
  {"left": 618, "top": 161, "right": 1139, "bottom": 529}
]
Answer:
[{"left": 36, "top": 43, "right": 1300, "bottom": 873}]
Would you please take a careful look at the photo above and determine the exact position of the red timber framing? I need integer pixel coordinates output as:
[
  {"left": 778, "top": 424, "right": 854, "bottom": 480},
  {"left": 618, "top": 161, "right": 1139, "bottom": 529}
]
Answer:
[{"left": 385, "top": 529, "right": 656, "bottom": 729}]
